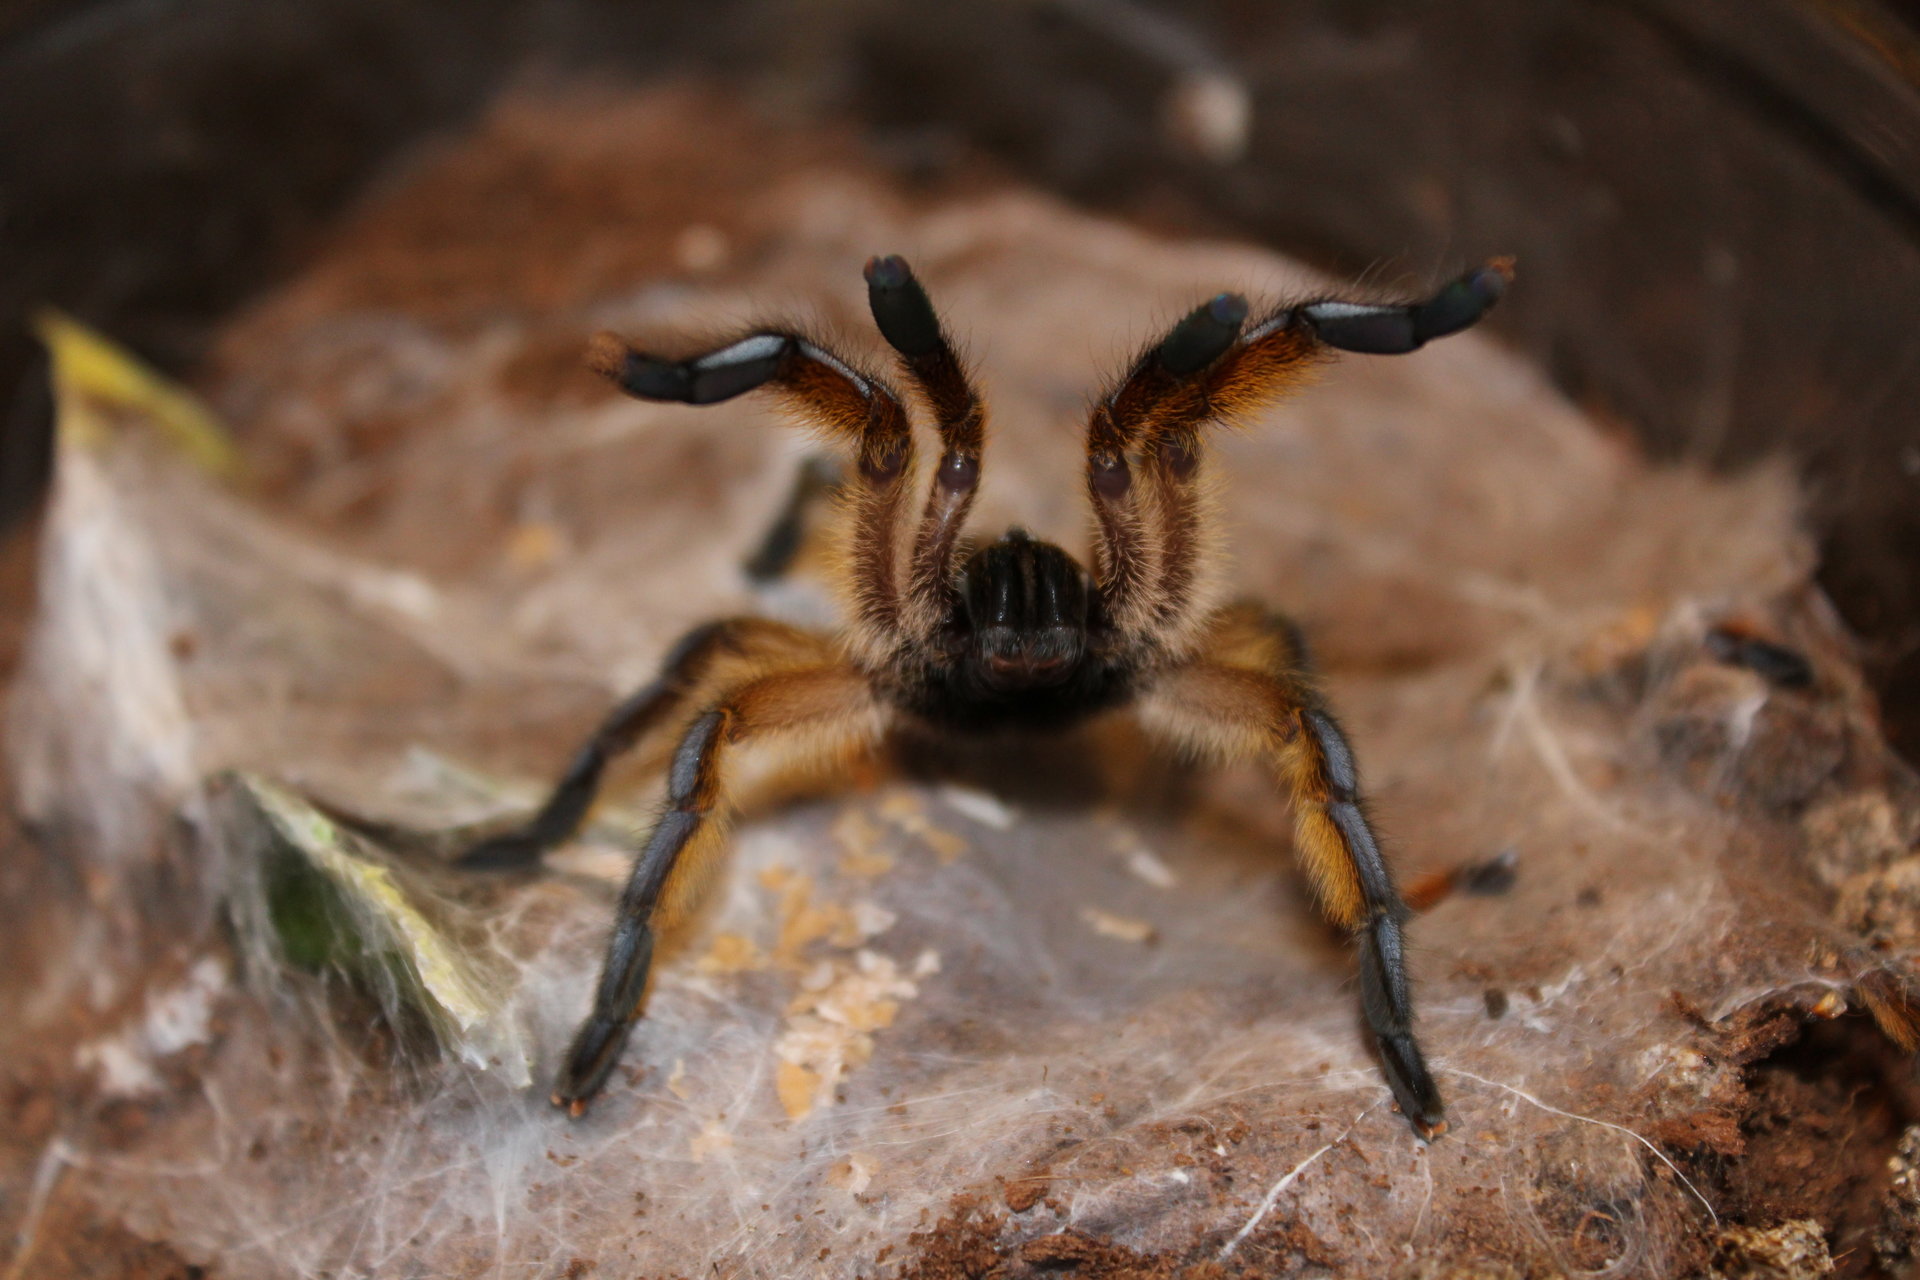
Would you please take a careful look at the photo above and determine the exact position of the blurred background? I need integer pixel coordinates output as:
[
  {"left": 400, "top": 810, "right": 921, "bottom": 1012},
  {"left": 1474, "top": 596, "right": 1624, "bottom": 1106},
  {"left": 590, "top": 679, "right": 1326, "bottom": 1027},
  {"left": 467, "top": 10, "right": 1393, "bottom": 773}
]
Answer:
[{"left": 2, "top": 0, "right": 1918, "bottom": 755}]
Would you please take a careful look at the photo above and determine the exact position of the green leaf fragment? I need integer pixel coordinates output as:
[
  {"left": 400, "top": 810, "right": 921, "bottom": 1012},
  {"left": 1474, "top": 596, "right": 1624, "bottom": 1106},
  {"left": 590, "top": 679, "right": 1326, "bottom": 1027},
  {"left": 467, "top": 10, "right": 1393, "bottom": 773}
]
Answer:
[{"left": 234, "top": 773, "right": 530, "bottom": 1085}]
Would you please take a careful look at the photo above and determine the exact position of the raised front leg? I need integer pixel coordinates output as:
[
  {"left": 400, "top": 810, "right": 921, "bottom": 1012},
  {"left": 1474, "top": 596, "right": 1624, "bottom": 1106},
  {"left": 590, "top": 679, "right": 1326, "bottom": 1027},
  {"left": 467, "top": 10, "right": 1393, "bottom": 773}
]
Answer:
[
  {"left": 589, "top": 326, "right": 917, "bottom": 648},
  {"left": 863, "top": 255, "right": 988, "bottom": 640},
  {"left": 1086, "top": 261, "right": 1511, "bottom": 656}
]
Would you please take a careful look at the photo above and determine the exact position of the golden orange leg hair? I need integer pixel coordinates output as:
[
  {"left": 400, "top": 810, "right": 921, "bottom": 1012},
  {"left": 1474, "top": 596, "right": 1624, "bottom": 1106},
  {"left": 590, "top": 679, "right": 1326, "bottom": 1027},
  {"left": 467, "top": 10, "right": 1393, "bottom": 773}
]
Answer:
[
  {"left": 1137, "top": 606, "right": 1446, "bottom": 1138},
  {"left": 588, "top": 328, "right": 917, "bottom": 649},
  {"left": 1087, "top": 262, "right": 1512, "bottom": 658},
  {"left": 552, "top": 660, "right": 886, "bottom": 1115},
  {"left": 862, "top": 256, "right": 990, "bottom": 642},
  {"left": 457, "top": 618, "right": 835, "bottom": 871}
]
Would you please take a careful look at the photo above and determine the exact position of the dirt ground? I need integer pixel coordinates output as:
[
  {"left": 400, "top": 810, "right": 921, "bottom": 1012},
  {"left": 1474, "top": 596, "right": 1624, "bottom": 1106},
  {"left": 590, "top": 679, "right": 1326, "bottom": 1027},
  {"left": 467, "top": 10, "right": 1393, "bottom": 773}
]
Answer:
[{"left": 4, "top": 84, "right": 1919, "bottom": 1278}]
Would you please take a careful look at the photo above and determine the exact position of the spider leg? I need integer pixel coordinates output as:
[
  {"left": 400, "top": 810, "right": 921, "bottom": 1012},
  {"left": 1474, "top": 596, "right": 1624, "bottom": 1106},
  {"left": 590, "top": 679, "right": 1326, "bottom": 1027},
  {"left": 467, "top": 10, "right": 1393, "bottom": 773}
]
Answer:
[
  {"left": 590, "top": 328, "right": 916, "bottom": 643},
  {"left": 863, "top": 256, "right": 987, "bottom": 639},
  {"left": 1087, "top": 261, "right": 1511, "bottom": 654},
  {"left": 1138, "top": 609, "right": 1445, "bottom": 1138},
  {"left": 1294, "top": 261, "right": 1513, "bottom": 355},
  {"left": 553, "top": 661, "right": 884, "bottom": 1115},
  {"left": 742, "top": 454, "right": 844, "bottom": 584},
  {"left": 457, "top": 618, "right": 830, "bottom": 870}
]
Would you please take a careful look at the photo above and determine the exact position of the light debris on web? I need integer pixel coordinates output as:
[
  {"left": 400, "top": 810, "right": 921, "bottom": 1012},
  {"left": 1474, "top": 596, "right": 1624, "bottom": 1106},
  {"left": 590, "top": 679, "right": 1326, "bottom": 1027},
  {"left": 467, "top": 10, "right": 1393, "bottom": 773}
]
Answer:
[
  {"left": 698, "top": 932, "right": 767, "bottom": 974},
  {"left": 1106, "top": 820, "right": 1178, "bottom": 890},
  {"left": 1080, "top": 906, "right": 1159, "bottom": 945},
  {"left": 502, "top": 520, "right": 569, "bottom": 573},
  {"left": 775, "top": 950, "right": 923, "bottom": 1122},
  {"left": 877, "top": 788, "right": 969, "bottom": 863},
  {"left": 832, "top": 806, "right": 895, "bottom": 877},
  {"left": 761, "top": 866, "right": 873, "bottom": 961},
  {"left": 72, "top": 955, "right": 229, "bottom": 1098},
  {"left": 826, "top": 1152, "right": 877, "bottom": 1196},
  {"left": 689, "top": 1117, "right": 735, "bottom": 1163},
  {"left": 727, "top": 864, "right": 925, "bottom": 1123},
  {"left": 1878, "top": 1124, "right": 1920, "bottom": 1268},
  {"left": 1634, "top": 1043, "right": 1721, "bottom": 1104},
  {"left": 1708, "top": 1219, "right": 1835, "bottom": 1279},
  {"left": 939, "top": 784, "right": 1018, "bottom": 830}
]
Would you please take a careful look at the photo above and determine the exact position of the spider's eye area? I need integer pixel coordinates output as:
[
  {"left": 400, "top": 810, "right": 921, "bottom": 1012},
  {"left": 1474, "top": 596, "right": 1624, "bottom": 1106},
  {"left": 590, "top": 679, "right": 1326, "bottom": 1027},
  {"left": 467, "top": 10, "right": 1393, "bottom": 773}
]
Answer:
[{"left": 959, "top": 532, "right": 1091, "bottom": 690}]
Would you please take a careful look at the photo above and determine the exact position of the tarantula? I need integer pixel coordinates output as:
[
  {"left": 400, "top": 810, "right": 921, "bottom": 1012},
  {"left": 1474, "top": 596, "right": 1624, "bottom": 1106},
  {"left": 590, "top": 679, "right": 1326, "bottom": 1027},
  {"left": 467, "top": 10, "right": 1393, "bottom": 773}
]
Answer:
[{"left": 461, "top": 254, "right": 1510, "bottom": 1140}]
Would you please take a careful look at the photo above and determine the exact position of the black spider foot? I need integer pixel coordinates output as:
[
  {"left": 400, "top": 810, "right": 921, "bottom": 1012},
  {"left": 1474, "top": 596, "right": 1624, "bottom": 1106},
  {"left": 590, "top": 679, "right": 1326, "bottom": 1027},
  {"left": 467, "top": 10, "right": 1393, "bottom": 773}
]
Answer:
[
  {"left": 552, "top": 1013, "right": 642, "bottom": 1118},
  {"left": 864, "top": 254, "right": 945, "bottom": 357},
  {"left": 1357, "top": 909, "right": 1447, "bottom": 1139},
  {"left": 1303, "top": 259, "right": 1513, "bottom": 355},
  {"left": 1376, "top": 1031, "right": 1447, "bottom": 1141},
  {"left": 588, "top": 331, "right": 793, "bottom": 405}
]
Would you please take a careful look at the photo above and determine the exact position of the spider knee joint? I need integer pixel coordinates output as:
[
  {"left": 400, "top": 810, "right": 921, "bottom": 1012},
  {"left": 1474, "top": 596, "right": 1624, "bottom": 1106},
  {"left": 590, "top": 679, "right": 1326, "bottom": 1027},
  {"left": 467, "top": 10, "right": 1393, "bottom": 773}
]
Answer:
[{"left": 937, "top": 448, "right": 980, "bottom": 493}]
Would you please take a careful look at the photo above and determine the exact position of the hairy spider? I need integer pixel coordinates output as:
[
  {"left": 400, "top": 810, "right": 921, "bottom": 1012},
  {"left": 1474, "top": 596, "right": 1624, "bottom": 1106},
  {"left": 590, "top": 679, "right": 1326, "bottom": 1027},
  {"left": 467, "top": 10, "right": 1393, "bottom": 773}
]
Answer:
[{"left": 461, "top": 254, "right": 1511, "bottom": 1139}]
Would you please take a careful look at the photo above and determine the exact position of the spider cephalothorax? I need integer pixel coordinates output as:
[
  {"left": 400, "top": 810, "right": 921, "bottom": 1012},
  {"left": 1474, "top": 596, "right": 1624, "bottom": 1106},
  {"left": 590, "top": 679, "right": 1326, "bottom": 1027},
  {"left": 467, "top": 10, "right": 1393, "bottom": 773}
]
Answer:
[
  {"left": 906, "top": 529, "right": 1131, "bottom": 731},
  {"left": 462, "top": 253, "right": 1511, "bottom": 1140}
]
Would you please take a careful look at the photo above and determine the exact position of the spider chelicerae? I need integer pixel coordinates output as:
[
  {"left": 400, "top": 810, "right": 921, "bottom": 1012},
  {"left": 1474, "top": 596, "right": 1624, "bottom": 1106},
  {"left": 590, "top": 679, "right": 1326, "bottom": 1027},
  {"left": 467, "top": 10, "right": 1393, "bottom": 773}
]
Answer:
[{"left": 461, "top": 253, "right": 1510, "bottom": 1139}]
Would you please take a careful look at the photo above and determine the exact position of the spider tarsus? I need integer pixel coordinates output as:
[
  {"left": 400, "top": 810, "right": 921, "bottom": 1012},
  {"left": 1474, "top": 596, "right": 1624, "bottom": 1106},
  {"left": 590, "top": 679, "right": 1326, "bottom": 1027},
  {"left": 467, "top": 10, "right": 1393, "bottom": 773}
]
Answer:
[
  {"left": 1410, "top": 261, "right": 1511, "bottom": 343},
  {"left": 1303, "top": 258, "right": 1512, "bottom": 355},
  {"left": 556, "top": 1011, "right": 637, "bottom": 1112},
  {"left": 1356, "top": 907, "right": 1444, "bottom": 1137},
  {"left": 860, "top": 437, "right": 909, "bottom": 483},
  {"left": 1089, "top": 451, "right": 1131, "bottom": 498},
  {"left": 1375, "top": 1029, "right": 1446, "bottom": 1137},
  {"left": 864, "top": 253, "right": 946, "bottom": 357},
  {"left": 863, "top": 253, "right": 911, "bottom": 289},
  {"left": 587, "top": 330, "right": 792, "bottom": 404}
]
